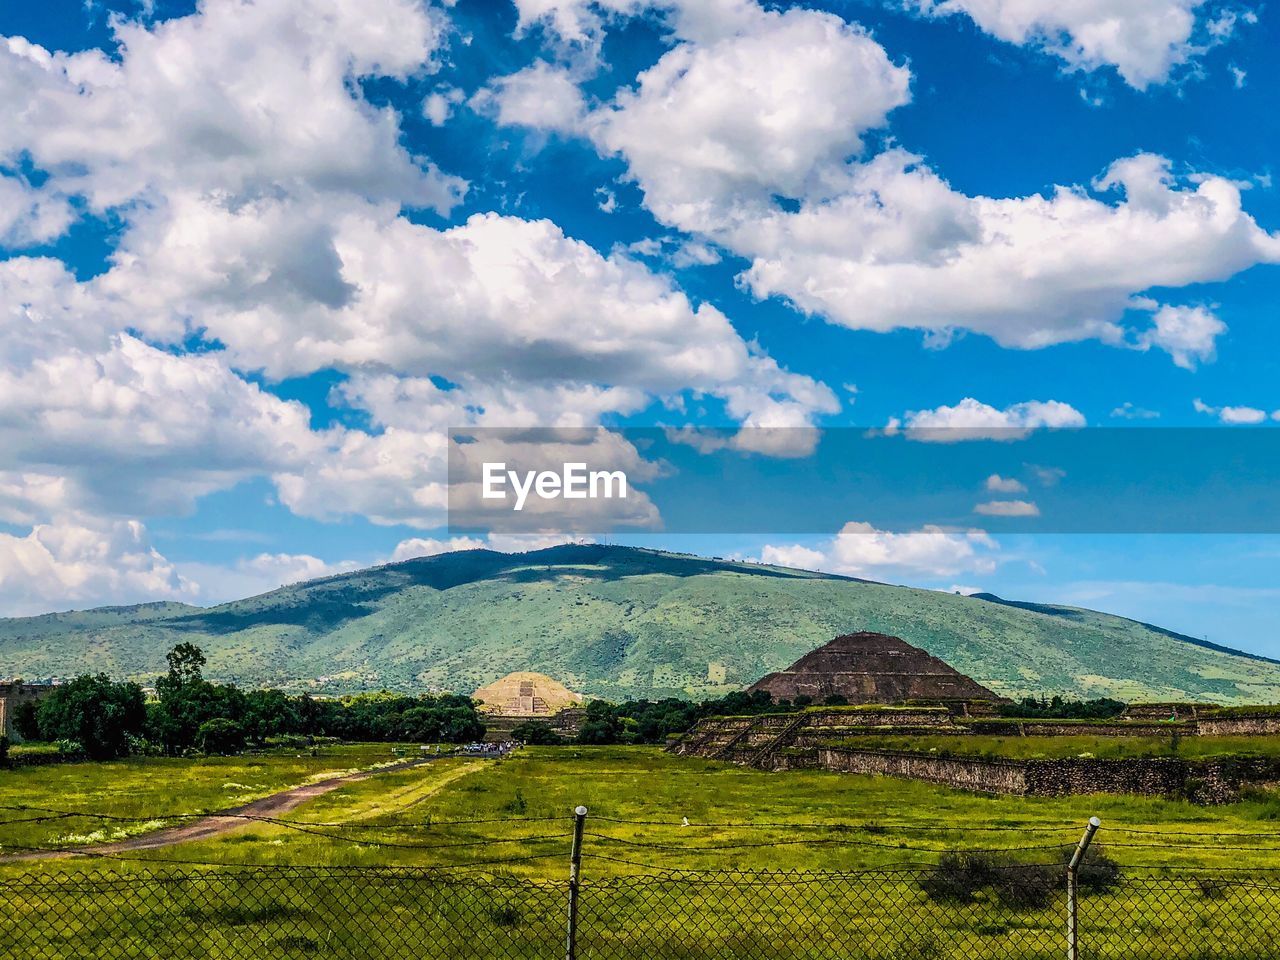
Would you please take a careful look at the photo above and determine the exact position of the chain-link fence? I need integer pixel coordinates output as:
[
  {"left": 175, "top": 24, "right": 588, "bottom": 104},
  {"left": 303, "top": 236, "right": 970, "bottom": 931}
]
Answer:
[{"left": 4, "top": 862, "right": 1280, "bottom": 959}]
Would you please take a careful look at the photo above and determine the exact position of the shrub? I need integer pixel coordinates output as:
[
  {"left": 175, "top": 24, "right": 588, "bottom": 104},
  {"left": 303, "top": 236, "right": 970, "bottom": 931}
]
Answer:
[
  {"left": 992, "top": 863, "right": 1059, "bottom": 910},
  {"left": 1074, "top": 844, "right": 1121, "bottom": 893},
  {"left": 920, "top": 853, "right": 998, "bottom": 903},
  {"left": 922, "top": 849, "right": 1121, "bottom": 909},
  {"left": 576, "top": 718, "right": 621, "bottom": 745},
  {"left": 125, "top": 734, "right": 162, "bottom": 756},
  {"left": 277, "top": 936, "right": 321, "bottom": 953},
  {"left": 487, "top": 903, "right": 523, "bottom": 927},
  {"left": 998, "top": 696, "right": 1126, "bottom": 720},
  {"left": 891, "top": 933, "right": 945, "bottom": 960},
  {"left": 0, "top": 734, "right": 8, "bottom": 768},
  {"left": 55, "top": 739, "right": 85, "bottom": 759}
]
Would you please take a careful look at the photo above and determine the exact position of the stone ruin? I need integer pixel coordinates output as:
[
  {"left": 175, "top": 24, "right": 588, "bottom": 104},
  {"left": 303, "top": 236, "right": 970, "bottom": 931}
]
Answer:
[
  {"left": 672, "top": 632, "right": 1280, "bottom": 802},
  {"left": 748, "top": 632, "right": 1004, "bottom": 704},
  {"left": 0, "top": 680, "right": 55, "bottom": 741}
]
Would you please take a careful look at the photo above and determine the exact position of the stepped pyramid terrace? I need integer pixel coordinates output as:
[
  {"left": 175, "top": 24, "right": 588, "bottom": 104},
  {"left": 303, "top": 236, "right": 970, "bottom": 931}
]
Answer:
[{"left": 748, "top": 632, "right": 1004, "bottom": 704}]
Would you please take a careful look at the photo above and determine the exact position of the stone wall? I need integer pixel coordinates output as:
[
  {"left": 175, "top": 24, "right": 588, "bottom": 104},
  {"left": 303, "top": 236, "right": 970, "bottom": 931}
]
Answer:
[
  {"left": 481, "top": 707, "right": 586, "bottom": 742},
  {"left": 790, "top": 747, "right": 1280, "bottom": 804},
  {"left": 804, "top": 708, "right": 956, "bottom": 729},
  {"left": 967, "top": 719, "right": 1187, "bottom": 737},
  {"left": 1197, "top": 716, "right": 1280, "bottom": 736},
  {"left": 814, "top": 747, "right": 1027, "bottom": 794}
]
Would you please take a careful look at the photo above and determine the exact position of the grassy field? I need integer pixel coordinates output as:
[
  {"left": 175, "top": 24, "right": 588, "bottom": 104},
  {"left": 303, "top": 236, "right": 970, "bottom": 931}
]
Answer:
[
  {"left": 5, "top": 746, "right": 1277, "bottom": 873},
  {"left": 0, "top": 742, "right": 417, "bottom": 850},
  {"left": 4, "top": 747, "right": 1280, "bottom": 959}
]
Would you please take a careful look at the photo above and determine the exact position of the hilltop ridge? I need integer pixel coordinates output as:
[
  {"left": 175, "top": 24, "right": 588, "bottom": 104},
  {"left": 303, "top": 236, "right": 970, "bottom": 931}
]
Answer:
[{"left": 1, "top": 544, "right": 1278, "bottom": 704}]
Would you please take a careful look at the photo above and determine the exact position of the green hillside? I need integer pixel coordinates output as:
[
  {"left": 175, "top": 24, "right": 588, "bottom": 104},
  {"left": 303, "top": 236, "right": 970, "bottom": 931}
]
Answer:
[{"left": 2, "top": 544, "right": 1278, "bottom": 704}]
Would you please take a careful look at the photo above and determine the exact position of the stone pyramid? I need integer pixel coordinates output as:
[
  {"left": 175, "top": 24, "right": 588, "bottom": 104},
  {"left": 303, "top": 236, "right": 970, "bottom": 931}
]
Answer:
[
  {"left": 748, "top": 632, "right": 1003, "bottom": 703},
  {"left": 473, "top": 671, "right": 584, "bottom": 716}
]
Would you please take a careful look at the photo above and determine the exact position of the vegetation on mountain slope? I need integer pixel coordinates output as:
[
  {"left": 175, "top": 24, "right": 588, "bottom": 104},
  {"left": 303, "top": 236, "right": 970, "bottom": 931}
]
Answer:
[{"left": 1, "top": 545, "right": 1277, "bottom": 703}]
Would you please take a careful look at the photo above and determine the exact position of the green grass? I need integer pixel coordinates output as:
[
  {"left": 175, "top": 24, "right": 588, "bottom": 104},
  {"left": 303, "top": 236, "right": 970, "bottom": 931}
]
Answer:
[
  {"left": 3, "top": 747, "right": 1271, "bottom": 875},
  {"left": 5, "top": 747, "right": 1280, "bottom": 959},
  {"left": 810, "top": 734, "right": 1280, "bottom": 761},
  {"left": 8, "top": 742, "right": 60, "bottom": 760},
  {"left": 0, "top": 742, "right": 415, "bottom": 850}
]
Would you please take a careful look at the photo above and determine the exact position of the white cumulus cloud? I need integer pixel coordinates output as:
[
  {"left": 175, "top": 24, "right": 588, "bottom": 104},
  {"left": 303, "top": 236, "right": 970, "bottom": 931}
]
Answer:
[
  {"left": 539, "top": 5, "right": 1278, "bottom": 363},
  {"left": 892, "top": 398, "right": 1086, "bottom": 442},
  {"left": 590, "top": 6, "right": 911, "bottom": 233},
  {"left": 910, "top": 0, "right": 1252, "bottom": 89},
  {"left": 760, "top": 520, "right": 999, "bottom": 580},
  {"left": 985, "top": 474, "right": 1027, "bottom": 494},
  {"left": 0, "top": 0, "right": 462, "bottom": 218},
  {"left": 474, "top": 61, "right": 589, "bottom": 134},
  {"left": 1135, "top": 304, "right": 1226, "bottom": 369},
  {"left": 1193, "top": 398, "right": 1278, "bottom": 424},
  {"left": 0, "top": 519, "right": 197, "bottom": 616}
]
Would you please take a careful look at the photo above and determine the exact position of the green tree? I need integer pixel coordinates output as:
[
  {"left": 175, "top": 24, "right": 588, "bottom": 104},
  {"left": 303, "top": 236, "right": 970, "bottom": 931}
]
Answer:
[
  {"left": 150, "top": 643, "right": 245, "bottom": 754},
  {"left": 160, "top": 642, "right": 207, "bottom": 692},
  {"left": 243, "top": 689, "right": 300, "bottom": 742},
  {"left": 197, "top": 718, "right": 246, "bottom": 755},
  {"left": 35, "top": 675, "right": 146, "bottom": 760}
]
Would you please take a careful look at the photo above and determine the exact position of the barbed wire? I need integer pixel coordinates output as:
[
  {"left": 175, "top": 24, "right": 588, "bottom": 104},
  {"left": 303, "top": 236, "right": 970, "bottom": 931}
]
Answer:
[
  {"left": 587, "top": 815, "right": 1082, "bottom": 833},
  {"left": 582, "top": 832, "right": 1078, "bottom": 854}
]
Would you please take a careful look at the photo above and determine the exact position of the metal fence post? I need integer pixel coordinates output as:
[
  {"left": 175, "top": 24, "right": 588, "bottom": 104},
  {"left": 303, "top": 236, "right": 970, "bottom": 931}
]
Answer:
[
  {"left": 1066, "top": 816, "right": 1101, "bottom": 960},
  {"left": 566, "top": 804, "right": 588, "bottom": 960}
]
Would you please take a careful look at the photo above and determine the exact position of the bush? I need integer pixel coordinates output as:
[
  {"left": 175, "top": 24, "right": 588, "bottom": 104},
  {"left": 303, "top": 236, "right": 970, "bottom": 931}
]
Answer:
[
  {"left": 197, "top": 718, "right": 246, "bottom": 755},
  {"left": 921, "top": 849, "right": 1120, "bottom": 909},
  {"left": 998, "top": 696, "right": 1126, "bottom": 720},
  {"left": 125, "top": 734, "right": 162, "bottom": 757},
  {"left": 992, "top": 863, "right": 1059, "bottom": 910},
  {"left": 920, "top": 854, "right": 999, "bottom": 903},
  {"left": 55, "top": 739, "right": 85, "bottom": 759},
  {"left": 1074, "top": 844, "right": 1121, "bottom": 893},
  {"left": 0, "top": 734, "right": 8, "bottom": 768}
]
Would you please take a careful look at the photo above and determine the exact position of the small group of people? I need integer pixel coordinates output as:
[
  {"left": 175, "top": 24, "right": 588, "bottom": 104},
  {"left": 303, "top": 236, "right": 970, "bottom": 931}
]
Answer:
[
  {"left": 460, "top": 739, "right": 524, "bottom": 757},
  {"left": 420, "top": 740, "right": 524, "bottom": 757}
]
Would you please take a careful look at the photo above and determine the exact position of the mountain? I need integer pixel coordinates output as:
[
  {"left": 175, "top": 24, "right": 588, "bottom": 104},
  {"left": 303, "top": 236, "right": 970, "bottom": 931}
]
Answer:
[{"left": 1, "top": 544, "right": 1278, "bottom": 704}]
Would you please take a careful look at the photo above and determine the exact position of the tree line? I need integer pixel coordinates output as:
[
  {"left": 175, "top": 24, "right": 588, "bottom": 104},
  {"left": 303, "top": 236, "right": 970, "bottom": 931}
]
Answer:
[
  {"left": 12, "top": 643, "right": 484, "bottom": 761},
  {"left": 516, "top": 690, "right": 1131, "bottom": 746},
  {"left": 515, "top": 689, "right": 839, "bottom": 746}
]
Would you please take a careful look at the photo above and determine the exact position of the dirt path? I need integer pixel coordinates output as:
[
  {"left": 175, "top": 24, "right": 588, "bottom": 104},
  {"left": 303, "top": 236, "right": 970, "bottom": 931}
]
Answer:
[{"left": 7, "top": 755, "right": 449, "bottom": 862}]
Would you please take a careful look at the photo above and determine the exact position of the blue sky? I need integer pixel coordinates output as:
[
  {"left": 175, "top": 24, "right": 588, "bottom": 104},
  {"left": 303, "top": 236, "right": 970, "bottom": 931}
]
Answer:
[{"left": 1, "top": 0, "right": 1279, "bottom": 657}]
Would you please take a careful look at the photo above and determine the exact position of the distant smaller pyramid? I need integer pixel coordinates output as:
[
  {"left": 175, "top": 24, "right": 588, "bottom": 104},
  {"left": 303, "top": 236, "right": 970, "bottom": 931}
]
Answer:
[
  {"left": 748, "top": 632, "right": 1003, "bottom": 704},
  {"left": 473, "top": 672, "right": 584, "bottom": 716}
]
